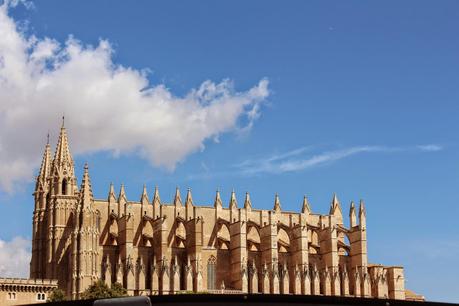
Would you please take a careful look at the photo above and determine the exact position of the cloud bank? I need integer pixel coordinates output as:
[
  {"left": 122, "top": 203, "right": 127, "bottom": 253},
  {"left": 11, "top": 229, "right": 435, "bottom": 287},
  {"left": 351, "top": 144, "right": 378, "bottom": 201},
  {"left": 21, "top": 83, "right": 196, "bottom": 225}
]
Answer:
[
  {"left": 0, "top": 2, "right": 269, "bottom": 192},
  {"left": 0, "top": 236, "right": 30, "bottom": 278}
]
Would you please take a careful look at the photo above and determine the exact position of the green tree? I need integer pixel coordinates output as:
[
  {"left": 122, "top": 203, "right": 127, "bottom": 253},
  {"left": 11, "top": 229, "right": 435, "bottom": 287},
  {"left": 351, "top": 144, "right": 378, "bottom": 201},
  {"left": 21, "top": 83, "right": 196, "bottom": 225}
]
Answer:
[
  {"left": 110, "top": 282, "right": 128, "bottom": 297},
  {"left": 47, "top": 288, "right": 66, "bottom": 302},
  {"left": 81, "top": 280, "right": 128, "bottom": 300}
]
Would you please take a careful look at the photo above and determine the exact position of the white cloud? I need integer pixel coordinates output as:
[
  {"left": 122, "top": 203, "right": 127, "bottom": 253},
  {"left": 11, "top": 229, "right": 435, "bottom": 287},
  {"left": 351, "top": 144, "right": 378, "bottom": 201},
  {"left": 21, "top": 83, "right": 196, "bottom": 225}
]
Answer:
[
  {"left": 0, "top": 236, "right": 30, "bottom": 278},
  {"left": 417, "top": 144, "right": 443, "bottom": 152},
  {"left": 0, "top": 3, "right": 269, "bottom": 192},
  {"left": 234, "top": 145, "right": 443, "bottom": 176}
]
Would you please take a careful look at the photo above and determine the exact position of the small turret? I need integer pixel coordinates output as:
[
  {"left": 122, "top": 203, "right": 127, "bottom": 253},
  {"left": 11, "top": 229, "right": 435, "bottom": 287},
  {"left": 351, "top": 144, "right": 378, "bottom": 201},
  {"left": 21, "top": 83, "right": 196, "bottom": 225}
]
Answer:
[
  {"left": 244, "top": 192, "right": 252, "bottom": 210},
  {"left": 301, "top": 195, "right": 311, "bottom": 214},
  {"left": 174, "top": 187, "right": 182, "bottom": 207},
  {"left": 229, "top": 189, "right": 238, "bottom": 210},
  {"left": 349, "top": 201, "right": 357, "bottom": 228},
  {"left": 214, "top": 189, "right": 222, "bottom": 208},
  {"left": 273, "top": 193, "right": 281, "bottom": 212},
  {"left": 359, "top": 199, "right": 366, "bottom": 229}
]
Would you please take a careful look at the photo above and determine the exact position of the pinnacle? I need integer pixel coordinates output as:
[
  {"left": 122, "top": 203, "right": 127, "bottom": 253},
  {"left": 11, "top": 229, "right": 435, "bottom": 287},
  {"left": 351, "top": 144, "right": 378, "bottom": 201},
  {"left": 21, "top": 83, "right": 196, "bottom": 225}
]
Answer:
[
  {"left": 79, "top": 163, "right": 93, "bottom": 206},
  {"left": 274, "top": 193, "right": 281, "bottom": 211},
  {"left": 359, "top": 199, "right": 366, "bottom": 215},
  {"left": 229, "top": 189, "right": 238, "bottom": 209},
  {"left": 302, "top": 195, "right": 311, "bottom": 214},
  {"left": 118, "top": 184, "right": 127, "bottom": 203},
  {"left": 108, "top": 182, "right": 116, "bottom": 202},
  {"left": 37, "top": 138, "right": 51, "bottom": 187},
  {"left": 244, "top": 192, "right": 252, "bottom": 209},
  {"left": 174, "top": 186, "right": 182, "bottom": 206},
  {"left": 330, "top": 193, "right": 343, "bottom": 217},
  {"left": 140, "top": 184, "right": 149, "bottom": 204},
  {"left": 152, "top": 185, "right": 161, "bottom": 205},
  {"left": 185, "top": 187, "right": 193, "bottom": 206},
  {"left": 214, "top": 189, "right": 222, "bottom": 208}
]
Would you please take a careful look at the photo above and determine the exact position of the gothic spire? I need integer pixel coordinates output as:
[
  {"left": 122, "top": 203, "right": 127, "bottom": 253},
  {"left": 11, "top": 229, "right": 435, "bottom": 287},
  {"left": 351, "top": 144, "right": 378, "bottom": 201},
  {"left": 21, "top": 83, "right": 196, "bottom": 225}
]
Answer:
[
  {"left": 185, "top": 188, "right": 193, "bottom": 207},
  {"left": 174, "top": 186, "right": 182, "bottom": 207},
  {"left": 214, "top": 189, "right": 222, "bottom": 208},
  {"left": 79, "top": 163, "right": 93, "bottom": 207},
  {"left": 302, "top": 195, "right": 311, "bottom": 214},
  {"left": 140, "top": 184, "right": 149, "bottom": 205},
  {"left": 36, "top": 138, "right": 51, "bottom": 190},
  {"left": 274, "top": 193, "right": 281, "bottom": 212},
  {"left": 229, "top": 189, "right": 238, "bottom": 209},
  {"left": 53, "top": 118, "right": 74, "bottom": 170},
  {"left": 244, "top": 192, "right": 252, "bottom": 210}
]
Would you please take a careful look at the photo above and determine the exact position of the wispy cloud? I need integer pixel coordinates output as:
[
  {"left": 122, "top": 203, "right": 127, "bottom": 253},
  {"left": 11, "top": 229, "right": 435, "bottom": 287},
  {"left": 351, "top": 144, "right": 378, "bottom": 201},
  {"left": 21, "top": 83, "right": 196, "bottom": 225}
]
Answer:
[
  {"left": 233, "top": 144, "right": 444, "bottom": 176},
  {"left": 417, "top": 144, "right": 443, "bottom": 152}
]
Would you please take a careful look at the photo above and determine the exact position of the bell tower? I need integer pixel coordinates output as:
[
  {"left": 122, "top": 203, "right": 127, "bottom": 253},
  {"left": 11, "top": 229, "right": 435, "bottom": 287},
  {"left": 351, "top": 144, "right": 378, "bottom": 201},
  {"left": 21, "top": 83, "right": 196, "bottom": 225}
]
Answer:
[{"left": 46, "top": 118, "right": 79, "bottom": 294}]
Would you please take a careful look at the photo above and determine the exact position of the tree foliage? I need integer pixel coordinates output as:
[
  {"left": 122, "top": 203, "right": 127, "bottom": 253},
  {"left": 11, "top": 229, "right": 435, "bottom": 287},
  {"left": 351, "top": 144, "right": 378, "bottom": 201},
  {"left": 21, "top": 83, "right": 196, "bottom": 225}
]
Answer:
[
  {"left": 81, "top": 280, "right": 127, "bottom": 300},
  {"left": 47, "top": 288, "right": 67, "bottom": 302}
]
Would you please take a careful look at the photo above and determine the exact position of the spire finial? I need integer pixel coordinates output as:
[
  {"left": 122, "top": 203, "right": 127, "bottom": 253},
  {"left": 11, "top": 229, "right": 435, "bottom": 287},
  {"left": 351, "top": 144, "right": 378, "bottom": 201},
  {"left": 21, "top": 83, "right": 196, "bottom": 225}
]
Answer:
[
  {"left": 47, "top": 132, "right": 50, "bottom": 145},
  {"left": 350, "top": 201, "right": 357, "bottom": 228},
  {"left": 62, "top": 114, "right": 65, "bottom": 128}
]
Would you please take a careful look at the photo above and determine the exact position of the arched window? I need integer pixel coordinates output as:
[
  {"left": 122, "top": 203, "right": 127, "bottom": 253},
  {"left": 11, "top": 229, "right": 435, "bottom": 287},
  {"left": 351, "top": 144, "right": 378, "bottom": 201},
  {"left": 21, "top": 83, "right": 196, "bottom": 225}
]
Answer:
[
  {"left": 62, "top": 179, "right": 68, "bottom": 195},
  {"left": 207, "top": 256, "right": 216, "bottom": 290}
]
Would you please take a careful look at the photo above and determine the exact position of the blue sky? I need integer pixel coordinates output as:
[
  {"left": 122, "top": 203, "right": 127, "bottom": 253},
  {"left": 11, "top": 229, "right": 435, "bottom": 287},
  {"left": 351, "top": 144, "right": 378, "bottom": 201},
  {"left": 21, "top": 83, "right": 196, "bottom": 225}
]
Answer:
[{"left": 0, "top": 0, "right": 458, "bottom": 302}]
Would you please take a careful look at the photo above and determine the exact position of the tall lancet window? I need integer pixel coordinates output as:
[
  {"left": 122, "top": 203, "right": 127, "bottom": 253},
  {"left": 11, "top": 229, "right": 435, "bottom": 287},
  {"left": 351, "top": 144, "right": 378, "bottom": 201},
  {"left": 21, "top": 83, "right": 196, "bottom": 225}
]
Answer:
[
  {"left": 62, "top": 178, "right": 68, "bottom": 195},
  {"left": 207, "top": 256, "right": 217, "bottom": 290}
]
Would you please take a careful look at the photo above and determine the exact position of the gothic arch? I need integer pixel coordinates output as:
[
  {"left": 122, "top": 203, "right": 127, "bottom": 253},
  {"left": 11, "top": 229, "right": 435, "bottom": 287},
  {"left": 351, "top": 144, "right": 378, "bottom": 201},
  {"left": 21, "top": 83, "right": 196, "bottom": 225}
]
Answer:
[
  {"left": 109, "top": 218, "right": 119, "bottom": 245},
  {"left": 247, "top": 225, "right": 261, "bottom": 251},
  {"left": 277, "top": 227, "right": 290, "bottom": 253},
  {"left": 308, "top": 229, "right": 319, "bottom": 254},
  {"left": 175, "top": 221, "right": 186, "bottom": 248},
  {"left": 142, "top": 220, "right": 154, "bottom": 247},
  {"left": 217, "top": 223, "right": 230, "bottom": 250}
]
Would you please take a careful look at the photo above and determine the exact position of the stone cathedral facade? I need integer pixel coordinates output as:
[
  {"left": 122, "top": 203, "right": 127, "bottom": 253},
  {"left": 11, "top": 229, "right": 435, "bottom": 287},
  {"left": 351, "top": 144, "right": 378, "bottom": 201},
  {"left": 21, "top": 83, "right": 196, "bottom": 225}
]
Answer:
[{"left": 30, "top": 123, "right": 407, "bottom": 300}]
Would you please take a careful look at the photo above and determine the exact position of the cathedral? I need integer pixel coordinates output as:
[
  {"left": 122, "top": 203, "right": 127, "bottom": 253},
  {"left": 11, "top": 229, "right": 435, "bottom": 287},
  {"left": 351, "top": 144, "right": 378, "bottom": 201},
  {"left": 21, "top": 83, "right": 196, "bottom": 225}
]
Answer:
[{"left": 30, "top": 122, "right": 407, "bottom": 300}]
